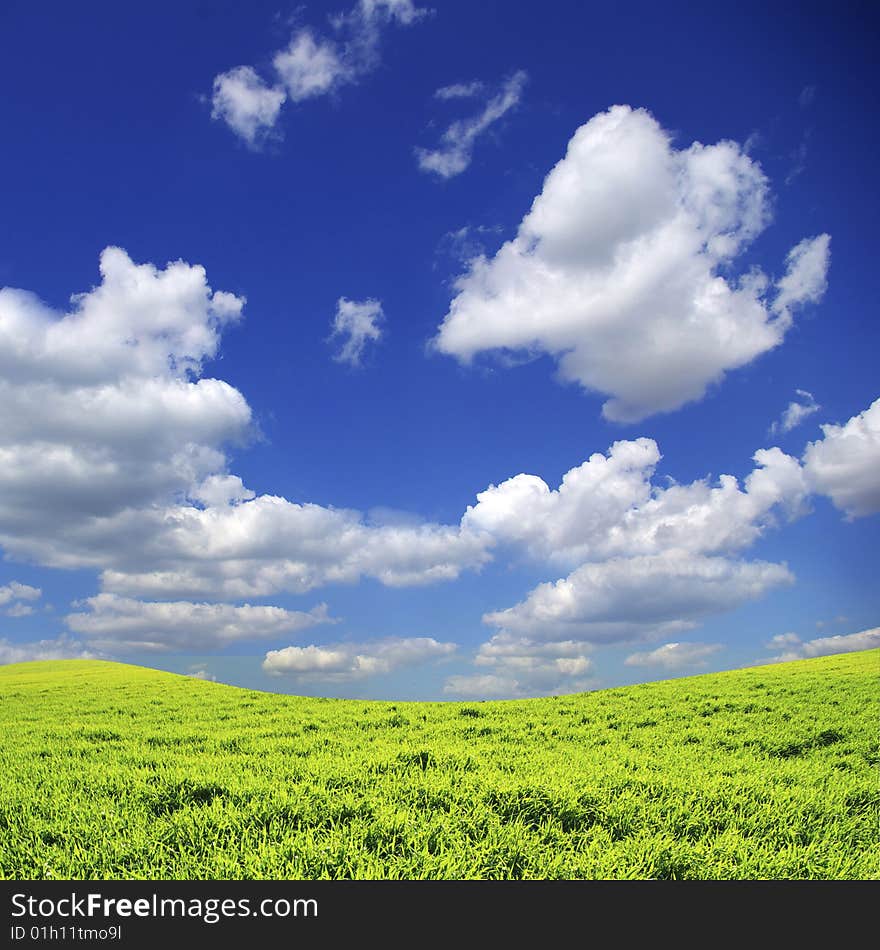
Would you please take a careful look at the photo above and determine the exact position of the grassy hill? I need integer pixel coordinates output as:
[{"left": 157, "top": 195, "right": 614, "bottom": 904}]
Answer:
[{"left": 1, "top": 650, "right": 878, "bottom": 879}]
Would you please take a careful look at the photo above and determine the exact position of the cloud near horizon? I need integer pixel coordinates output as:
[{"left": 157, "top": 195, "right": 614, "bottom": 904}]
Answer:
[
  {"left": 0, "top": 246, "right": 875, "bottom": 686},
  {"left": 624, "top": 641, "right": 725, "bottom": 670},
  {"left": 263, "top": 636, "right": 456, "bottom": 680},
  {"left": 482, "top": 553, "right": 794, "bottom": 644},
  {"left": 433, "top": 105, "right": 831, "bottom": 422},
  {"left": 65, "top": 594, "right": 336, "bottom": 653},
  {"left": 445, "top": 637, "right": 596, "bottom": 699},
  {"left": 443, "top": 405, "right": 877, "bottom": 695},
  {"left": 0, "top": 635, "right": 96, "bottom": 665},
  {"left": 762, "top": 626, "right": 880, "bottom": 663}
]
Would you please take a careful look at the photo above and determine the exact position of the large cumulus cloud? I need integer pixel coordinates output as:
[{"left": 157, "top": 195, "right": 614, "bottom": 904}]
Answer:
[
  {"left": 434, "top": 105, "right": 831, "bottom": 422},
  {"left": 0, "top": 248, "right": 492, "bottom": 619}
]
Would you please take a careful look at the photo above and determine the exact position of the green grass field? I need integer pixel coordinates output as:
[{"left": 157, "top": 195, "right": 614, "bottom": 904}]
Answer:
[{"left": 1, "top": 650, "right": 877, "bottom": 880}]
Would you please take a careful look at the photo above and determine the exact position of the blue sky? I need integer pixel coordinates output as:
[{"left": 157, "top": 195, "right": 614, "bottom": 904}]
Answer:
[{"left": 0, "top": 0, "right": 877, "bottom": 699}]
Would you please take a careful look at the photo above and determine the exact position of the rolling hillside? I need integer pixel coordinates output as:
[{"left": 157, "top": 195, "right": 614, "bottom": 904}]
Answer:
[{"left": 1, "top": 651, "right": 877, "bottom": 879}]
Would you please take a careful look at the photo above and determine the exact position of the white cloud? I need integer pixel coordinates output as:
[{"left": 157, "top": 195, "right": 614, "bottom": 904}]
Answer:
[
  {"left": 474, "top": 637, "right": 592, "bottom": 663},
  {"left": 0, "top": 582, "right": 42, "bottom": 604},
  {"left": 773, "top": 235, "right": 831, "bottom": 318},
  {"left": 799, "top": 627, "right": 880, "bottom": 656},
  {"left": 416, "top": 71, "right": 527, "bottom": 178},
  {"left": 455, "top": 397, "right": 878, "bottom": 691},
  {"left": 186, "top": 666, "right": 217, "bottom": 681},
  {"left": 0, "top": 246, "right": 250, "bottom": 568},
  {"left": 65, "top": 594, "right": 336, "bottom": 653},
  {"left": 462, "top": 437, "right": 808, "bottom": 566},
  {"left": 445, "top": 639, "right": 597, "bottom": 698},
  {"left": 766, "top": 631, "right": 802, "bottom": 649},
  {"left": 462, "top": 438, "right": 659, "bottom": 561},
  {"left": 443, "top": 674, "right": 519, "bottom": 699},
  {"left": 85, "top": 386, "right": 865, "bottom": 683},
  {"left": 2, "top": 585, "right": 44, "bottom": 617},
  {"left": 329, "top": 0, "right": 428, "bottom": 71},
  {"left": 453, "top": 637, "right": 596, "bottom": 698},
  {"left": 624, "top": 641, "right": 724, "bottom": 670},
  {"left": 328, "top": 297, "right": 384, "bottom": 365},
  {"left": 433, "top": 105, "right": 831, "bottom": 422},
  {"left": 212, "top": 0, "right": 427, "bottom": 143},
  {"left": 785, "top": 138, "right": 810, "bottom": 187},
  {"left": 483, "top": 553, "right": 793, "bottom": 644},
  {"left": 436, "top": 225, "right": 504, "bottom": 268},
  {"left": 4, "top": 246, "right": 873, "bottom": 684},
  {"left": 434, "top": 81, "right": 485, "bottom": 100},
  {"left": 189, "top": 474, "right": 255, "bottom": 508},
  {"left": 763, "top": 626, "right": 880, "bottom": 663},
  {"left": 210, "top": 66, "right": 286, "bottom": 148},
  {"left": 355, "top": 0, "right": 427, "bottom": 25},
  {"left": 0, "top": 635, "right": 96, "bottom": 665},
  {"left": 97, "top": 499, "right": 491, "bottom": 600},
  {"left": 0, "top": 248, "right": 493, "bottom": 600},
  {"left": 771, "top": 389, "right": 820, "bottom": 435},
  {"left": 263, "top": 636, "right": 455, "bottom": 679},
  {"left": 0, "top": 245, "right": 244, "bottom": 383},
  {"left": 273, "top": 31, "right": 348, "bottom": 102},
  {"left": 449, "top": 552, "right": 776, "bottom": 693},
  {"left": 802, "top": 397, "right": 880, "bottom": 518}
]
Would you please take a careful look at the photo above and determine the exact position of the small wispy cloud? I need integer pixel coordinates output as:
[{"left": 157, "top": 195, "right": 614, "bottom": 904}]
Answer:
[
  {"left": 798, "top": 84, "right": 817, "bottom": 109},
  {"left": 785, "top": 88, "right": 816, "bottom": 185},
  {"left": 328, "top": 297, "right": 385, "bottom": 366},
  {"left": 434, "top": 81, "right": 485, "bottom": 100},
  {"left": 772, "top": 235, "right": 831, "bottom": 321},
  {"left": 435, "top": 224, "right": 503, "bottom": 270},
  {"left": 416, "top": 70, "right": 527, "bottom": 179},
  {"left": 770, "top": 389, "right": 821, "bottom": 435},
  {"left": 0, "top": 582, "right": 42, "bottom": 617},
  {"left": 815, "top": 615, "right": 848, "bottom": 630},
  {"left": 211, "top": 0, "right": 428, "bottom": 148},
  {"left": 785, "top": 129, "right": 813, "bottom": 186}
]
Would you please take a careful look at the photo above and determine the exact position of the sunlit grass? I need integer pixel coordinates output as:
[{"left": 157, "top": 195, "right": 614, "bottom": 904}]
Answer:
[{"left": 1, "top": 650, "right": 877, "bottom": 879}]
